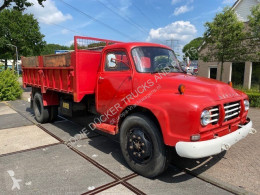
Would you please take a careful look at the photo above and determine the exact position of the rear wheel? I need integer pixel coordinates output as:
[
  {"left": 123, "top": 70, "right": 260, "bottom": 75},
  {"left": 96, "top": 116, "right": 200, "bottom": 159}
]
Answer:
[
  {"left": 33, "top": 92, "right": 50, "bottom": 123},
  {"left": 120, "top": 113, "right": 169, "bottom": 178}
]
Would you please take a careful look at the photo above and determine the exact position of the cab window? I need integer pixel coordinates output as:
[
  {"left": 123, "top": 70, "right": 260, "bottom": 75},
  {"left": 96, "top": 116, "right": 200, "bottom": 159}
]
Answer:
[{"left": 105, "top": 51, "right": 130, "bottom": 71}]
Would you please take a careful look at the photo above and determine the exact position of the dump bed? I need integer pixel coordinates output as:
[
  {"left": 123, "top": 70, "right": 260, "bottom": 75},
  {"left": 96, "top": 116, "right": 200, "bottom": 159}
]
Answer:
[{"left": 22, "top": 36, "right": 121, "bottom": 102}]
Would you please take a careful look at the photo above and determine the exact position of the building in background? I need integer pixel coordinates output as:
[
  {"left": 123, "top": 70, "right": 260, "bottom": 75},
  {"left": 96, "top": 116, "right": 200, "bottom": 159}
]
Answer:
[{"left": 198, "top": 0, "right": 260, "bottom": 89}]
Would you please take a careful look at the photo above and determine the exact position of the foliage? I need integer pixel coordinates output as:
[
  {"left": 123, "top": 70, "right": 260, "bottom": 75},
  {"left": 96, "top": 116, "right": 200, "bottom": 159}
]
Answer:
[
  {"left": 70, "top": 42, "right": 107, "bottom": 50},
  {"left": 247, "top": 93, "right": 260, "bottom": 107},
  {"left": 0, "top": 9, "right": 45, "bottom": 68},
  {"left": 201, "top": 7, "right": 247, "bottom": 81},
  {"left": 41, "top": 44, "right": 70, "bottom": 55},
  {"left": 88, "top": 42, "right": 106, "bottom": 48},
  {"left": 0, "top": 69, "right": 22, "bottom": 101},
  {"left": 182, "top": 37, "right": 203, "bottom": 60},
  {"left": 0, "top": 0, "right": 45, "bottom": 12},
  {"left": 234, "top": 85, "right": 260, "bottom": 107},
  {"left": 69, "top": 44, "right": 75, "bottom": 50},
  {"left": 248, "top": 4, "right": 260, "bottom": 58},
  {"left": 234, "top": 84, "right": 259, "bottom": 93},
  {"left": 248, "top": 4, "right": 260, "bottom": 40}
]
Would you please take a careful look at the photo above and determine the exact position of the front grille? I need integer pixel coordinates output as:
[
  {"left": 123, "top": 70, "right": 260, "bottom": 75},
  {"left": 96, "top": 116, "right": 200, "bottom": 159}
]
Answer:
[
  {"left": 209, "top": 106, "right": 219, "bottom": 125},
  {"left": 224, "top": 101, "right": 241, "bottom": 121}
]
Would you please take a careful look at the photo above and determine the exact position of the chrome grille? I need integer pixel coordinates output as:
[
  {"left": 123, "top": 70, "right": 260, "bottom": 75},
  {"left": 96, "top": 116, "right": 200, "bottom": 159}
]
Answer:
[
  {"left": 209, "top": 106, "right": 219, "bottom": 125},
  {"left": 224, "top": 101, "right": 241, "bottom": 121}
]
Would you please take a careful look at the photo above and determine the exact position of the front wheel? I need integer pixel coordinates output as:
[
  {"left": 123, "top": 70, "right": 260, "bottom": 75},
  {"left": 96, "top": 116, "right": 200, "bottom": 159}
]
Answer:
[{"left": 120, "top": 113, "right": 169, "bottom": 178}]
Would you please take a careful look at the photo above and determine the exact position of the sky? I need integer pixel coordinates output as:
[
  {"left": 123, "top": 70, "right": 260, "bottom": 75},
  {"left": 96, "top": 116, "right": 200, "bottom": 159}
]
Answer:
[{"left": 24, "top": 0, "right": 238, "bottom": 53}]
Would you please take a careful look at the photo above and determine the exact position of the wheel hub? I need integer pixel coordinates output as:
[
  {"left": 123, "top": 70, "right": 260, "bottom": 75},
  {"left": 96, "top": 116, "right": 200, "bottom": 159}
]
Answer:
[{"left": 128, "top": 129, "right": 152, "bottom": 163}]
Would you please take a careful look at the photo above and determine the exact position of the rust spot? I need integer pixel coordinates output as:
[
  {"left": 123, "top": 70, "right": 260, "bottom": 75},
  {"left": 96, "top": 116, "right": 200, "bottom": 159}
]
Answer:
[
  {"left": 22, "top": 56, "right": 39, "bottom": 67},
  {"left": 43, "top": 53, "right": 71, "bottom": 67}
]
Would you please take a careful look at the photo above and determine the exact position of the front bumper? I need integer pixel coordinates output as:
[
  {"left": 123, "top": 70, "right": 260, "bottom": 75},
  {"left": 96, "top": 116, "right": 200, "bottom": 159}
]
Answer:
[{"left": 176, "top": 120, "right": 255, "bottom": 159}]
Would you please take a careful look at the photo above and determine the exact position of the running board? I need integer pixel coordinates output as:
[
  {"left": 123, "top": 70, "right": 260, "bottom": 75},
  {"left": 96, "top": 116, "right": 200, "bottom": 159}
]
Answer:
[{"left": 94, "top": 123, "right": 117, "bottom": 135}]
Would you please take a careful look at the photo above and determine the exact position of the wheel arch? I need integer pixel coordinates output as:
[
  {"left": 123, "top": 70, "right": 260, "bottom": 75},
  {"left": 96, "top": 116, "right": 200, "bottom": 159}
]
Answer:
[
  {"left": 118, "top": 105, "right": 162, "bottom": 136},
  {"left": 118, "top": 105, "right": 171, "bottom": 177},
  {"left": 32, "top": 88, "right": 59, "bottom": 106},
  {"left": 32, "top": 87, "right": 41, "bottom": 98}
]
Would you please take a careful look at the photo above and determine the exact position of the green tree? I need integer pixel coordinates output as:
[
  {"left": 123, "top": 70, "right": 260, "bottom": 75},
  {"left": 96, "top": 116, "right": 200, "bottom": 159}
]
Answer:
[
  {"left": 248, "top": 4, "right": 260, "bottom": 58},
  {"left": 182, "top": 37, "right": 203, "bottom": 60},
  {"left": 248, "top": 4, "right": 260, "bottom": 39},
  {"left": 0, "top": 0, "right": 45, "bottom": 12},
  {"left": 41, "top": 44, "right": 70, "bottom": 55},
  {"left": 69, "top": 42, "right": 107, "bottom": 50},
  {"left": 201, "top": 7, "right": 247, "bottom": 81},
  {"left": 0, "top": 9, "right": 45, "bottom": 70}
]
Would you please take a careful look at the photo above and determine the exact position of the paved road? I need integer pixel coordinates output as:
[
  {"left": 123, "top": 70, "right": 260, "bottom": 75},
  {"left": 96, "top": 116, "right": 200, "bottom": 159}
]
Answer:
[
  {"left": 0, "top": 100, "right": 258, "bottom": 194},
  {"left": 173, "top": 108, "right": 260, "bottom": 195}
]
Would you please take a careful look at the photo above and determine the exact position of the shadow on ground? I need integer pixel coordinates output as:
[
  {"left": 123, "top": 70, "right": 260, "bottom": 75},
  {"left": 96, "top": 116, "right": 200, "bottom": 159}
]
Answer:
[
  {"left": 59, "top": 112, "right": 225, "bottom": 184},
  {"left": 23, "top": 102, "right": 225, "bottom": 184}
]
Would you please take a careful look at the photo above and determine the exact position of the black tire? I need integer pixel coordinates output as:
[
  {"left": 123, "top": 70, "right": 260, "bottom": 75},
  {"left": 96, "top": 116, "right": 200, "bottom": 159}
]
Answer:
[
  {"left": 33, "top": 92, "right": 50, "bottom": 123},
  {"left": 120, "top": 113, "right": 169, "bottom": 178},
  {"left": 49, "top": 106, "right": 58, "bottom": 122}
]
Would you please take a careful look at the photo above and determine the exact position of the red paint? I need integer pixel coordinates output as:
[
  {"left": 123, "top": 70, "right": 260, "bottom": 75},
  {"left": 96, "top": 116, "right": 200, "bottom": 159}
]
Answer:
[
  {"left": 22, "top": 36, "right": 249, "bottom": 147},
  {"left": 94, "top": 123, "right": 117, "bottom": 135},
  {"left": 42, "top": 90, "right": 59, "bottom": 106}
]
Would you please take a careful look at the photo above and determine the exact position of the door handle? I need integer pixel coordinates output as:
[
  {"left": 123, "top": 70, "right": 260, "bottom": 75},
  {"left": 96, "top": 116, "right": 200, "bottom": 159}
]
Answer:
[{"left": 99, "top": 76, "right": 104, "bottom": 80}]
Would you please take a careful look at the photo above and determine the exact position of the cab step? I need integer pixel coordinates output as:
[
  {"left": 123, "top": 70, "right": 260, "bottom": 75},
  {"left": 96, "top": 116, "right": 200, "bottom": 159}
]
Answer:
[{"left": 94, "top": 123, "right": 117, "bottom": 135}]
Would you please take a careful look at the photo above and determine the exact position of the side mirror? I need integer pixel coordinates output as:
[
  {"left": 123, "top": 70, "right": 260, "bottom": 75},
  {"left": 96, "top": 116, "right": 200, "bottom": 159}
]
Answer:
[{"left": 107, "top": 54, "right": 117, "bottom": 68}]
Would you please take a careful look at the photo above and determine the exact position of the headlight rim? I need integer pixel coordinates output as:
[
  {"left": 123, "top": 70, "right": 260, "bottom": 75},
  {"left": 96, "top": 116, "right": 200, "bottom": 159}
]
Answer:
[{"left": 201, "top": 109, "right": 211, "bottom": 126}]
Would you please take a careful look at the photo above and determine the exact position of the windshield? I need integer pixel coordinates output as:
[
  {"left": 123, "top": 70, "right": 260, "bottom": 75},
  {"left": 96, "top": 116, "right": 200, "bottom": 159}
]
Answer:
[{"left": 131, "top": 47, "right": 183, "bottom": 73}]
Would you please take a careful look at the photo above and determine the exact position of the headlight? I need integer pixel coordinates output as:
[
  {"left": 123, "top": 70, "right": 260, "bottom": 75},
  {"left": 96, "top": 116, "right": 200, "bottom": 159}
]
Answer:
[
  {"left": 201, "top": 110, "right": 211, "bottom": 126},
  {"left": 244, "top": 100, "right": 249, "bottom": 111}
]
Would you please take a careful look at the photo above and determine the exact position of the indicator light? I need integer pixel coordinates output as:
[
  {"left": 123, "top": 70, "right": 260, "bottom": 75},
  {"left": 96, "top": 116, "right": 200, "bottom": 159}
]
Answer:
[{"left": 178, "top": 84, "right": 185, "bottom": 94}]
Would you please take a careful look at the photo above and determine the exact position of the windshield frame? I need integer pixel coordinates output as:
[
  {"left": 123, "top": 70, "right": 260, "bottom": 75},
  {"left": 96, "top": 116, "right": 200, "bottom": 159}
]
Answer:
[{"left": 131, "top": 46, "right": 184, "bottom": 74}]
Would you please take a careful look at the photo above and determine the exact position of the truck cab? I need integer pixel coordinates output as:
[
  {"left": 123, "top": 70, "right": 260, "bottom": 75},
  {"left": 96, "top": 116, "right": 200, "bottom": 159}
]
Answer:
[{"left": 22, "top": 36, "right": 254, "bottom": 178}]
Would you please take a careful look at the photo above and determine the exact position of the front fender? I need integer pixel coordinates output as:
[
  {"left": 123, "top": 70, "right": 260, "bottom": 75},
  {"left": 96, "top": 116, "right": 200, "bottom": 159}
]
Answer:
[{"left": 119, "top": 91, "right": 217, "bottom": 146}]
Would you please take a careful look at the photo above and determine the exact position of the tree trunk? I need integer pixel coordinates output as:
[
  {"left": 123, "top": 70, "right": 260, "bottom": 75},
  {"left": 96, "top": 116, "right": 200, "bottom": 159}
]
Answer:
[{"left": 4, "top": 59, "right": 7, "bottom": 70}]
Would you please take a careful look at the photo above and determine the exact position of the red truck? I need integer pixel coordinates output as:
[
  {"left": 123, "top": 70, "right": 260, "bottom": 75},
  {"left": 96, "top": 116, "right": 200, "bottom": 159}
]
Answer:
[{"left": 22, "top": 36, "right": 254, "bottom": 178}]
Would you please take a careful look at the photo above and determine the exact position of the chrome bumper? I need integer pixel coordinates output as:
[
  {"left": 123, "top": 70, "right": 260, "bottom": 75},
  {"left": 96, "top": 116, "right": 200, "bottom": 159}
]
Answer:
[{"left": 176, "top": 120, "right": 255, "bottom": 159}]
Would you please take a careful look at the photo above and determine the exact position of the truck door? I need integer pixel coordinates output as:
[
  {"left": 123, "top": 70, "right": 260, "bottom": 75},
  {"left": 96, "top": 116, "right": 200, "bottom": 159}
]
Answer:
[{"left": 96, "top": 49, "right": 132, "bottom": 122}]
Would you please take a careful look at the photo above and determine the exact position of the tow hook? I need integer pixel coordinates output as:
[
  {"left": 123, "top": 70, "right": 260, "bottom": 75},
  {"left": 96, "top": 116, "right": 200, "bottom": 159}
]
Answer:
[
  {"left": 221, "top": 143, "right": 230, "bottom": 151},
  {"left": 249, "top": 128, "right": 257, "bottom": 134},
  {"left": 238, "top": 124, "right": 257, "bottom": 135}
]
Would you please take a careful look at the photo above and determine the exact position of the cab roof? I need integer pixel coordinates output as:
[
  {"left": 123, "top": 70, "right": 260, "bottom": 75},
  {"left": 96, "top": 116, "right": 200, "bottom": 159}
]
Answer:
[{"left": 104, "top": 42, "right": 172, "bottom": 51}]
